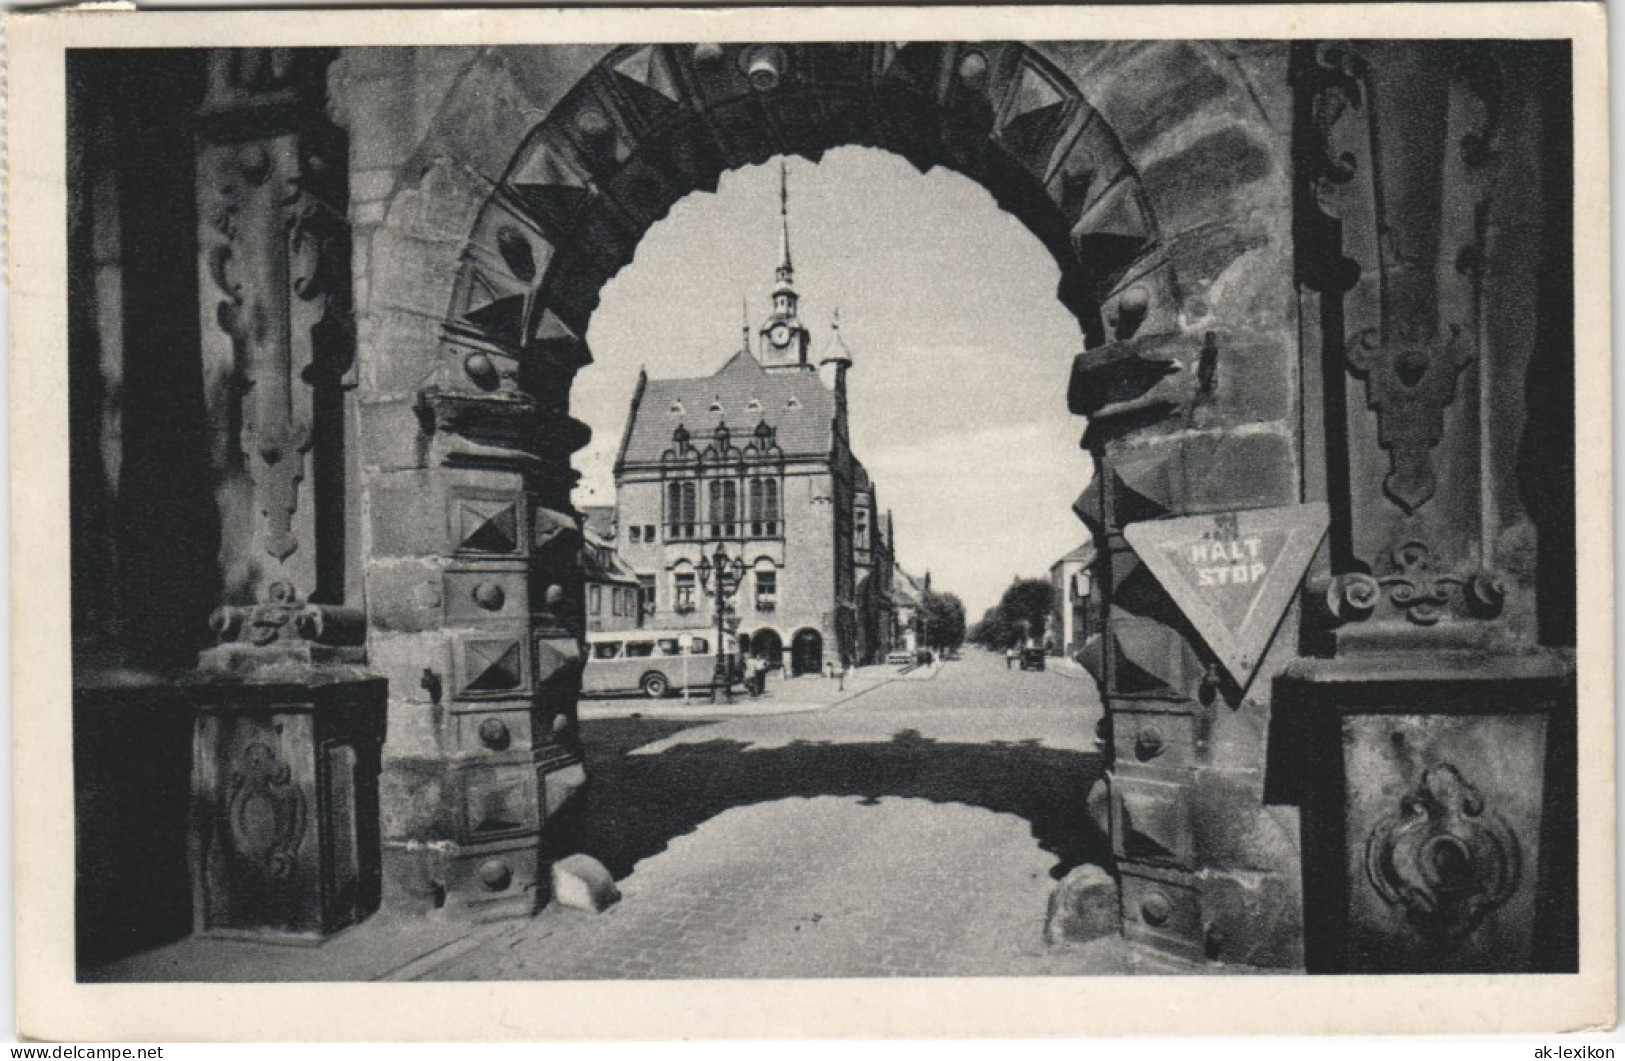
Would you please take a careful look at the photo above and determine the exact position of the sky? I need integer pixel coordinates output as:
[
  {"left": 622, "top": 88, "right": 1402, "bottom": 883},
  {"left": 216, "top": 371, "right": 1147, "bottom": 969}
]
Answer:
[{"left": 579, "top": 147, "right": 1094, "bottom": 619}]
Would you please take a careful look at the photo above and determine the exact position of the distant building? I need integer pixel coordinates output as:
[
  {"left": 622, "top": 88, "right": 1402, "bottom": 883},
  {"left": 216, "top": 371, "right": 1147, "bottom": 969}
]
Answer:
[
  {"left": 578, "top": 506, "right": 643, "bottom": 633},
  {"left": 891, "top": 565, "right": 927, "bottom": 655},
  {"left": 1048, "top": 542, "right": 1096, "bottom": 658},
  {"left": 611, "top": 164, "right": 896, "bottom": 673}
]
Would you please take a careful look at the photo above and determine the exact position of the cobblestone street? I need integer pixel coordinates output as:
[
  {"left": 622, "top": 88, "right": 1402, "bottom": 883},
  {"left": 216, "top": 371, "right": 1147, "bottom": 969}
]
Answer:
[{"left": 420, "top": 651, "right": 1187, "bottom": 980}]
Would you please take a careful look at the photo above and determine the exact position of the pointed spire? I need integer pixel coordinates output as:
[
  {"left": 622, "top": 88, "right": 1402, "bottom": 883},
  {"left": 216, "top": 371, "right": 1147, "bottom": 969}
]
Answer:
[
  {"left": 777, "top": 159, "right": 793, "bottom": 281},
  {"left": 820, "top": 306, "right": 852, "bottom": 368},
  {"left": 741, "top": 295, "right": 751, "bottom": 353}
]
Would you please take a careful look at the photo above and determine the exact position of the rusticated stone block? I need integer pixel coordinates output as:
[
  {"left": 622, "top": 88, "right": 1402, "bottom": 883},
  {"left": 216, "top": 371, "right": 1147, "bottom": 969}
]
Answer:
[
  {"left": 367, "top": 470, "right": 446, "bottom": 558},
  {"left": 358, "top": 397, "right": 429, "bottom": 473},
  {"left": 1113, "top": 708, "right": 1200, "bottom": 772},
  {"left": 1198, "top": 869, "right": 1303, "bottom": 968},
  {"left": 383, "top": 695, "right": 443, "bottom": 763},
  {"left": 1044, "top": 863, "right": 1119, "bottom": 944},
  {"left": 367, "top": 560, "right": 445, "bottom": 633},
  {"left": 1119, "top": 863, "right": 1203, "bottom": 959},
  {"left": 442, "top": 835, "right": 544, "bottom": 921},
  {"left": 1165, "top": 219, "right": 1270, "bottom": 317},
  {"left": 1204, "top": 692, "right": 1273, "bottom": 770},
  {"left": 369, "top": 227, "right": 466, "bottom": 317},
  {"left": 1107, "top": 615, "right": 1204, "bottom": 702},
  {"left": 383, "top": 155, "right": 491, "bottom": 245},
  {"left": 1067, "top": 332, "right": 1189, "bottom": 419},
  {"left": 1088, "top": 42, "right": 1232, "bottom": 157},
  {"left": 381, "top": 840, "right": 455, "bottom": 916},
  {"left": 543, "top": 761, "right": 588, "bottom": 819},
  {"left": 356, "top": 307, "right": 441, "bottom": 395},
  {"left": 379, "top": 754, "right": 459, "bottom": 840},
  {"left": 368, "top": 630, "right": 454, "bottom": 710},
  {"left": 1139, "top": 126, "right": 1274, "bottom": 236},
  {"left": 1192, "top": 335, "right": 1294, "bottom": 428},
  {"left": 1103, "top": 261, "right": 1179, "bottom": 342},
  {"left": 1111, "top": 775, "right": 1195, "bottom": 868},
  {"left": 1103, "top": 429, "right": 1295, "bottom": 520},
  {"left": 1073, "top": 477, "right": 1106, "bottom": 542},
  {"left": 1188, "top": 768, "right": 1299, "bottom": 875}
]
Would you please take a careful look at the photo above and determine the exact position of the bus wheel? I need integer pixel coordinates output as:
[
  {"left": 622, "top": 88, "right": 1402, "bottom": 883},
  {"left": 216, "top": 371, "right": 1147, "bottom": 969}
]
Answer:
[{"left": 641, "top": 672, "right": 669, "bottom": 699}]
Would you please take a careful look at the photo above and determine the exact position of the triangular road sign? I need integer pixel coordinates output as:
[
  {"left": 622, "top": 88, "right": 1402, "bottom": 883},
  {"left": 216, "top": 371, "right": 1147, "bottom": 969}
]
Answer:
[{"left": 1123, "top": 502, "right": 1329, "bottom": 689}]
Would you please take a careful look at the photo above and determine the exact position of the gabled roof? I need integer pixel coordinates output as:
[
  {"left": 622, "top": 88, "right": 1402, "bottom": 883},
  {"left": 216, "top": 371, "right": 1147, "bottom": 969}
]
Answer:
[
  {"left": 1054, "top": 541, "right": 1098, "bottom": 567},
  {"left": 578, "top": 505, "right": 617, "bottom": 540},
  {"left": 582, "top": 527, "right": 640, "bottom": 586},
  {"left": 617, "top": 350, "right": 836, "bottom": 470},
  {"left": 893, "top": 565, "right": 927, "bottom": 606}
]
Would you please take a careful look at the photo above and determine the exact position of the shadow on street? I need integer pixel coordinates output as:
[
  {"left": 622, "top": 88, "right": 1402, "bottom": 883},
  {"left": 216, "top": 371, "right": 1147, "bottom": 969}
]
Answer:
[{"left": 571, "top": 719, "right": 1112, "bottom": 883}]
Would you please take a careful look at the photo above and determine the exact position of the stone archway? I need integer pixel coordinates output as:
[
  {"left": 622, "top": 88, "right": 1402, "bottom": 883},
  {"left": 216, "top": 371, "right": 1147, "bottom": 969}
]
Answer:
[
  {"left": 790, "top": 628, "right": 824, "bottom": 677},
  {"left": 749, "top": 628, "right": 783, "bottom": 668},
  {"left": 355, "top": 41, "right": 1298, "bottom": 960}
]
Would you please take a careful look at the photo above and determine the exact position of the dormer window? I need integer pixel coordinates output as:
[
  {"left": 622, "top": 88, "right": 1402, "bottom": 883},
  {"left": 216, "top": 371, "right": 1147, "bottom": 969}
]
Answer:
[
  {"left": 669, "top": 401, "right": 684, "bottom": 416},
  {"left": 709, "top": 397, "right": 723, "bottom": 414},
  {"left": 747, "top": 399, "right": 762, "bottom": 415},
  {"left": 786, "top": 396, "right": 800, "bottom": 409}
]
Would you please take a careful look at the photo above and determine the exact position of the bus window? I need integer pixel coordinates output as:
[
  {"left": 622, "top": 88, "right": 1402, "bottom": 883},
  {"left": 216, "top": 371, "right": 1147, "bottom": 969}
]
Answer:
[
  {"left": 689, "top": 637, "right": 709, "bottom": 655},
  {"left": 625, "top": 641, "right": 655, "bottom": 658},
  {"left": 657, "top": 638, "right": 681, "bottom": 656},
  {"left": 592, "top": 642, "right": 621, "bottom": 660}
]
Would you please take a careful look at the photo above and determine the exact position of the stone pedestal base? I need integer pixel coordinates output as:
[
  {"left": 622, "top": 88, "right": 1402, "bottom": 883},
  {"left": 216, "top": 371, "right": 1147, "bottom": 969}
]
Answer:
[
  {"left": 188, "top": 670, "right": 386, "bottom": 944},
  {"left": 1279, "top": 653, "right": 1574, "bottom": 973}
]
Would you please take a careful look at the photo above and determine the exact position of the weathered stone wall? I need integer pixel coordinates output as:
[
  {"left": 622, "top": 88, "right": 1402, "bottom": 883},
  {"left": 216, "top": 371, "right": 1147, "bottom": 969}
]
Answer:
[{"left": 1058, "top": 42, "right": 1305, "bottom": 967}]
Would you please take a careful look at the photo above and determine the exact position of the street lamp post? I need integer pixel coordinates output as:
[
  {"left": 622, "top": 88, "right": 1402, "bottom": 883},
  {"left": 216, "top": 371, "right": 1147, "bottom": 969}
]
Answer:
[{"left": 697, "top": 542, "right": 747, "bottom": 704}]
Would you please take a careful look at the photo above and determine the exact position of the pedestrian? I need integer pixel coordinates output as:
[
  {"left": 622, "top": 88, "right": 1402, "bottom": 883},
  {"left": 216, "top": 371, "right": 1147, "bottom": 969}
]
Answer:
[
  {"left": 1006, "top": 646, "right": 1016, "bottom": 670},
  {"left": 749, "top": 656, "right": 766, "bottom": 697},
  {"left": 825, "top": 660, "right": 835, "bottom": 681},
  {"left": 837, "top": 656, "right": 848, "bottom": 692}
]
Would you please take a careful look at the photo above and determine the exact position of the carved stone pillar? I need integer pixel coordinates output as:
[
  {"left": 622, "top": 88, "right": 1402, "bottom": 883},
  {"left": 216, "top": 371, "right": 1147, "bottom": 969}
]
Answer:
[
  {"left": 196, "top": 48, "right": 354, "bottom": 612},
  {"left": 186, "top": 49, "right": 385, "bottom": 941},
  {"left": 1285, "top": 40, "right": 1575, "bottom": 972}
]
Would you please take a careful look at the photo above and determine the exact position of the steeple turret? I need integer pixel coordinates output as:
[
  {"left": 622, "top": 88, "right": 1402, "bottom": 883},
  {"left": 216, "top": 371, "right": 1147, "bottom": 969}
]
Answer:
[
  {"left": 759, "top": 159, "right": 811, "bottom": 373},
  {"left": 819, "top": 308, "right": 853, "bottom": 369}
]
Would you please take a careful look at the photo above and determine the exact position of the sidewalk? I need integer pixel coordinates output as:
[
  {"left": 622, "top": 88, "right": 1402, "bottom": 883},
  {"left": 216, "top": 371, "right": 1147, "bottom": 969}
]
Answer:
[
  {"left": 1048, "top": 654, "right": 1092, "bottom": 682},
  {"left": 577, "top": 661, "right": 937, "bottom": 721}
]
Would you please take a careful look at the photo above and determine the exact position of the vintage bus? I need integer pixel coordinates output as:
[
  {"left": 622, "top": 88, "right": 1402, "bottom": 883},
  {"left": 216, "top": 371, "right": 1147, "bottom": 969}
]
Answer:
[{"left": 581, "top": 629, "right": 740, "bottom": 699}]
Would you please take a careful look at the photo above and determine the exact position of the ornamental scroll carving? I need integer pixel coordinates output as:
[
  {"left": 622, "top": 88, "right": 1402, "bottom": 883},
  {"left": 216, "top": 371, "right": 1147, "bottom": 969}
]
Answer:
[
  {"left": 1326, "top": 542, "right": 1506, "bottom": 626},
  {"left": 228, "top": 740, "right": 307, "bottom": 880},
  {"left": 1365, "top": 763, "right": 1521, "bottom": 941},
  {"left": 1347, "top": 323, "right": 1473, "bottom": 514},
  {"left": 201, "top": 50, "right": 351, "bottom": 572},
  {"left": 209, "top": 580, "right": 366, "bottom": 650}
]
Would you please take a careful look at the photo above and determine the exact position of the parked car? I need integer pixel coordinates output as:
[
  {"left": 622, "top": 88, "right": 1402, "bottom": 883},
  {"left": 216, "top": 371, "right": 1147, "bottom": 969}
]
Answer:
[
  {"left": 886, "top": 650, "right": 914, "bottom": 666},
  {"left": 1020, "top": 647, "right": 1046, "bottom": 671}
]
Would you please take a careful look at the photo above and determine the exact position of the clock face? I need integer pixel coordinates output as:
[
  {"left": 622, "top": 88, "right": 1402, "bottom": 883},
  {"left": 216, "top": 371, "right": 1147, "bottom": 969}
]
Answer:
[{"left": 769, "top": 322, "right": 792, "bottom": 347}]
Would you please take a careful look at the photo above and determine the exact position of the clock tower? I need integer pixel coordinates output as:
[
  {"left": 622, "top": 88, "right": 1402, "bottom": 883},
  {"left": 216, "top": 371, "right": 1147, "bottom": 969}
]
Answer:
[{"left": 759, "top": 161, "right": 812, "bottom": 373}]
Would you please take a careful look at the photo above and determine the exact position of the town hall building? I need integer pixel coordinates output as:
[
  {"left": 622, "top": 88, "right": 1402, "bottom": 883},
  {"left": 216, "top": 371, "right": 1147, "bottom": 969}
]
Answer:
[{"left": 611, "top": 165, "right": 895, "bottom": 675}]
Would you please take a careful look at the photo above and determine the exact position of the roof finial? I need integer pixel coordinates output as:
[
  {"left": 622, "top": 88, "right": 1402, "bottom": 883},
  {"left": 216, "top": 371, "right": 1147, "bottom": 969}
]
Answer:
[
  {"left": 742, "top": 295, "right": 750, "bottom": 352},
  {"left": 777, "top": 159, "right": 793, "bottom": 280}
]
